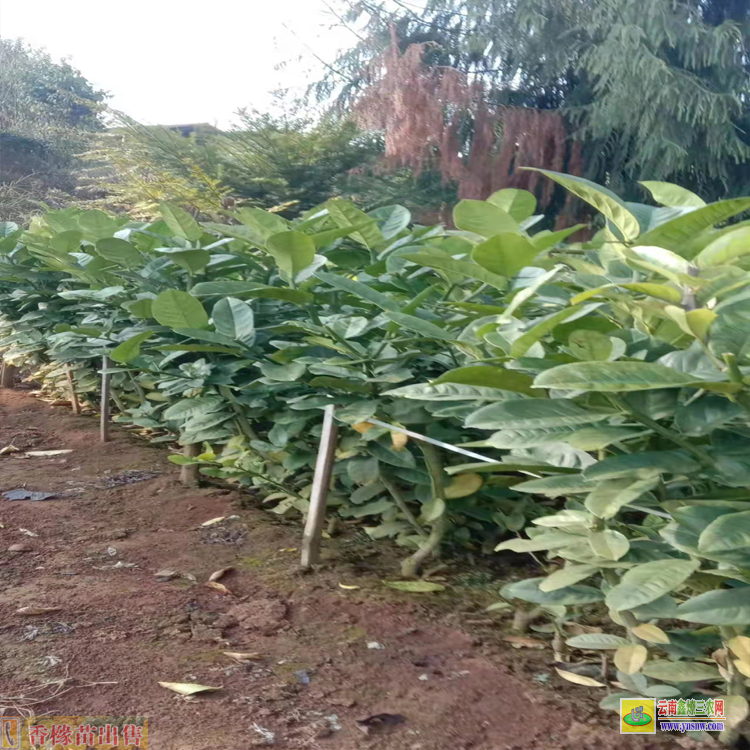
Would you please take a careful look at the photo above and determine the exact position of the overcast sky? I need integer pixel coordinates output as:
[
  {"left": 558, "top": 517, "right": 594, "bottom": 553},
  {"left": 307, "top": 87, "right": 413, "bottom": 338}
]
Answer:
[{"left": 1, "top": 0, "right": 357, "bottom": 127}]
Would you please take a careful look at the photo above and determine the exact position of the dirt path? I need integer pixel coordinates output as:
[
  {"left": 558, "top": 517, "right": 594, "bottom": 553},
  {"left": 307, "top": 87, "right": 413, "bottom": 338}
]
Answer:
[{"left": 0, "top": 390, "right": 674, "bottom": 749}]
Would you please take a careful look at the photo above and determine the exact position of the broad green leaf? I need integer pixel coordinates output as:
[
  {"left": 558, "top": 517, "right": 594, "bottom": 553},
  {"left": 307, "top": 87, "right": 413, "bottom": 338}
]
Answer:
[
  {"left": 96, "top": 237, "right": 141, "bottom": 267},
  {"left": 383, "top": 581, "right": 446, "bottom": 593},
  {"left": 628, "top": 245, "right": 691, "bottom": 276},
  {"left": 487, "top": 188, "right": 537, "bottom": 221},
  {"left": 530, "top": 224, "right": 587, "bottom": 251},
  {"left": 511, "top": 303, "right": 601, "bottom": 357},
  {"left": 566, "top": 633, "right": 630, "bottom": 650},
  {"left": 619, "top": 283, "right": 682, "bottom": 304},
  {"left": 384, "top": 311, "right": 452, "bottom": 340},
  {"left": 311, "top": 222, "right": 373, "bottom": 248},
  {"left": 402, "top": 252, "right": 508, "bottom": 292},
  {"left": 421, "top": 496, "right": 447, "bottom": 522},
  {"left": 123, "top": 298, "right": 153, "bottom": 319},
  {"left": 584, "top": 477, "right": 659, "bottom": 519},
  {"left": 452, "top": 199, "right": 519, "bottom": 237},
  {"left": 534, "top": 361, "right": 705, "bottom": 392},
  {"left": 433, "top": 366, "right": 536, "bottom": 396},
  {"left": 539, "top": 564, "right": 598, "bottom": 592},
  {"left": 369, "top": 205, "right": 411, "bottom": 239},
  {"left": 110, "top": 331, "right": 154, "bottom": 364},
  {"left": 590, "top": 530, "right": 630, "bottom": 560},
  {"left": 466, "top": 399, "right": 613, "bottom": 430},
  {"left": 495, "top": 534, "right": 582, "bottom": 553},
  {"left": 567, "top": 330, "right": 614, "bottom": 361},
  {"left": 472, "top": 234, "right": 538, "bottom": 277},
  {"left": 327, "top": 199, "right": 385, "bottom": 250},
  {"left": 695, "top": 226, "right": 750, "bottom": 268},
  {"left": 384, "top": 383, "right": 520, "bottom": 401},
  {"left": 515, "top": 474, "right": 593, "bottom": 497},
  {"left": 641, "top": 661, "right": 720, "bottom": 682},
  {"left": 50, "top": 230, "right": 83, "bottom": 253},
  {"left": 315, "top": 270, "right": 399, "bottom": 311},
  {"left": 152, "top": 290, "right": 209, "bottom": 330},
  {"left": 500, "top": 577, "right": 604, "bottom": 605},
  {"left": 259, "top": 361, "right": 306, "bottom": 382},
  {"left": 236, "top": 207, "right": 288, "bottom": 240},
  {"left": 676, "top": 587, "right": 750, "bottom": 625},
  {"left": 266, "top": 231, "right": 315, "bottom": 280},
  {"left": 523, "top": 168, "right": 639, "bottom": 241},
  {"left": 160, "top": 201, "right": 201, "bottom": 242},
  {"left": 614, "top": 644, "right": 648, "bottom": 675},
  {"left": 158, "top": 248, "right": 210, "bottom": 274},
  {"left": 163, "top": 397, "right": 225, "bottom": 420},
  {"left": 191, "top": 281, "right": 312, "bottom": 305},
  {"left": 533, "top": 510, "right": 592, "bottom": 527},
  {"left": 476, "top": 426, "right": 578, "bottom": 449},
  {"left": 698, "top": 510, "right": 750, "bottom": 555},
  {"left": 566, "top": 427, "right": 645, "bottom": 451},
  {"left": 444, "top": 473, "right": 483, "bottom": 499},
  {"left": 639, "top": 181, "right": 706, "bottom": 209},
  {"left": 605, "top": 559, "right": 699, "bottom": 611},
  {"left": 638, "top": 198, "right": 750, "bottom": 252},
  {"left": 584, "top": 452, "right": 699, "bottom": 482},
  {"left": 77, "top": 209, "right": 121, "bottom": 241},
  {"left": 212, "top": 297, "right": 255, "bottom": 346}
]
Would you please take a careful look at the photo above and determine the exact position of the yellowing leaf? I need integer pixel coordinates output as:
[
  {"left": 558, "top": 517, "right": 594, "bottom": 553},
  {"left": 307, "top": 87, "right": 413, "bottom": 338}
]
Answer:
[
  {"left": 723, "top": 695, "right": 749, "bottom": 730},
  {"left": 734, "top": 659, "right": 750, "bottom": 678},
  {"left": 614, "top": 644, "right": 648, "bottom": 675},
  {"left": 444, "top": 473, "right": 483, "bottom": 499},
  {"left": 206, "top": 581, "right": 234, "bottom": 596},
  {"left": 352, "top": 422, "right": 374, "bottom": 434},
  {"left": 200, "top": 516, "right": 226, "bottom": 527},
  {"left": 391, "top": 431, "right": 408, "bottom": 450},
  {"left": 208, "top": 567, "right": 232, "bottom": 582},
  {"left": 631, "top": 624, "right": 670, "bottom": 645},
  {"left": 728, "top": 635, "right": 750, "bottom": 662},
  {"left": 554, "top": 667, "right": 606, "bottom": 688},
  {"left": 158, "top": 681, "right": 222, "bottom": 696}
]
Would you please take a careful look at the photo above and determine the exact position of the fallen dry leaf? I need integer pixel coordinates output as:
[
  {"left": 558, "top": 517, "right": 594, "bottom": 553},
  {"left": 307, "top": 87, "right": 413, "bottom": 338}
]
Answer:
[
  {"left": 206, "top": 581, "right": 234, "bottom": 596},
  {"left": 8, "top": 544, "right": 30, "bottom": 552},
  {"left": 338, "top": 583, "right": 361, "bottom": 590},
  {"left": 279, "top": 547, "right": 297, "bottom": 553},
  {"left": 502, "top": 635, "right": 547, "bottom": 650},
  {"left": 554, "top": 667, "right": 606, "bottom": 688},
  {"left": 0, "top": 445, "right": 20, "bottom": 455},
  {"left": 19, "top": 528, "right": 38, "bottom": 537},
  {"left": 158, "top": 682, "right": 222, "bottom": 697},
  {"left": 25, "top": 450, "right": 73, "bottom": 457},
  {"left": 200, "top": 517, "right": 225, "bottom": 527},
  {"left": 223, "top": 651, "right": 262, "bottom": 662},
  {"left": 16, "top": 606, "right": 62, "bottom": 616},
  {"left": 154, "top": 569, "right": 178, "bottom": 581},
  {"left": 355, "top": 714, "right": 406, "bottom": 736},
  {"left": 208, "top": 567, "right": 232, "bottom": 582}
]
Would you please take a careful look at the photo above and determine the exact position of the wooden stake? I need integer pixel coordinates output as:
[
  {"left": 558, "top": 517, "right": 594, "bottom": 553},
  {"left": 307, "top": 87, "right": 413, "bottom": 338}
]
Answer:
[
  {"left": 100, "top": 355, "right": 111, "bottom": 443},
  {"left": 300, "top": 405, "right": 338, "bottom": 570},
  {"left": 65, "top": 365, "right": 80, "bottom": 415},
  {"left": 1, "top": 362, "right": 16, "bottom": 389},
  {"left": 180, "top": 443, "right": 201, "bottom": 486}
]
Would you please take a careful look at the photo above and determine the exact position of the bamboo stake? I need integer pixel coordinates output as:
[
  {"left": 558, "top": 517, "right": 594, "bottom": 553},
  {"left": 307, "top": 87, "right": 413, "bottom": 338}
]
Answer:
[
  {"left": 180, "top": 443, "right": 201, "bottom": 486},
  {"left": 65, "top": 365, "right": 80, "bottom": 415},
  {"left": 300, "top": 405, "right": 338, "bottom": 570},
  {"left": 100, "top": 355, "right": 111, "bottom": 443},
  {"left": 1, "top": 362, "right": 16, "bottom": 389}
]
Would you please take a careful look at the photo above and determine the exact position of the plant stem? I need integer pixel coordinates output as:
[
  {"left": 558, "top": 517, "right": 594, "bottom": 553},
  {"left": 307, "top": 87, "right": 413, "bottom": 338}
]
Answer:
[
  {"left": 400, "top": 441, "right": 448, "bottom": 578},
  {"left": 380, "top": 473, "right": 427, "bottom": 538},
  {"left": 607, "top": 394, "right": 713, "bottom": 466}
]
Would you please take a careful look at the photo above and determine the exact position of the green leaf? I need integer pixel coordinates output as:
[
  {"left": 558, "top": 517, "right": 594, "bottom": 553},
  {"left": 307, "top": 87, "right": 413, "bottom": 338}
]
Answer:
[
  {"left": 158, "top": 248, "right": 210, "bottom": 274},
  {"left": 50, "top": 230, "right": 83, "bottom": 253},
  {"left": 266, "top": 231, "right": 315, "bottom": 280},
  {"left": 152, "top": 290, "right": 209, "bottom": 330},
  {"left": 235, "top": 207, "right": 288, "bottom": 240},
  {"left": 433, "top": 366, "right": 536, "bottom": 396},
  {"left": 514, "top": 474, "right": 594, "bottom": 498},
  {"left": 123, "top": 298, "right": 154, "bottom": 319},
  {"left": 539, "top": 564, "right": 598, "bottom": 592},
  {"left": 260, "top": 361, "right": 306, "bottom": 382},
  {"left": 496, "top": 533, "right": 583, "bottom": 553},
  {"left": 402, "top": 252, "right": 508, "bottom": 292},
  {"left": 619, "top": 283, "right": 683, "bottom": 304},
  {"left": 472, "top": 234, "right": 538, "bottom": 277},
  {"left": 369, "top": 205, "right": 411, "bottom": 239},
  {"left": 639, "top": 181, "right": 706, "bottom": 209},
  {"left": 159, "top": 201, "right": 201, "bottom": 242},
  {"left": 500, "top": 577, "right": 604, "bottom": 605},
  {"left": 95, "top": 237, "right": 141, "bottom": 267},
  {"left": 698, "top": 510, "right": 750, "bottom": 555},
  {"left": 638, "top": 198, "right": 750, "bottom": 252},
  {"left": 530, "top": 224, "right": 588, "bottom": 251},
  {"left": 676, "top": 587, "right": 750, "bottom": 625},
  {"left": 584, "top": 452, "right": 699, "bottom": 481},
  {"left": 163, "top": 396, "right": 225, "bottom": 420},
  {"left": 385, "top": 383, "right": 520, "bottom": 401},
  {"left": 534, "top": 361, "right": 705, "bottom": 392},
  {"left": 487, "top": 188, "right": 537, "bottom": 221},
  {"left": 327, "top": 199, "right": 385, "bottom": 250},
  {"left": 605, "top": 559, "right": 700, "bottom": 612},
  {"left": 524, "top": 168, "right": 639, "bottom": 241},
  {"left": 212, "top": 297, "right": 255, "bottom": 346},
  {"left": 695, "top": 226, "right": 750, "bottom": 268},
  {"left": 567, "top": 330, "right": 615, "bottom": 361},
  {"left": 466, "top": 399, "right": 612, "bottom": 430},
  {"left": 190, "top": 281, "right": 312, "bottom": 305},
  {"left": 383, "top": 311, "right": 452, "bottom": 340},
  {"left": 383, "top": 581, "right": 446, "bottom": 593},
  {"left": 110, "top": 331, "right": 154, "bottom": 364},
  {"left": 314, "top": 270, "right": 399, "bottom": 311},
  {"left": 566, "top": 633, "right": 630, "bottom": 650},
  {"left": 452, "top": 199, "right": 519, "bottom": 237},
  {"left": 589, "top": 530, "right": 630, "bottom": 560},
  {"left": 421, "top": 496, "right": 446, "bottom": 522},
  {"left": 567, "top": 427, "right": 645, "bottom": 451},
  {"left": 641, "top": 661, "right": 720, "bottom": 682},
  {"left": 584, "top": 477, "right": 659, "bottom": 519},
  {"left": 511, "top": 303, "right": 601, "bottom": 357}
]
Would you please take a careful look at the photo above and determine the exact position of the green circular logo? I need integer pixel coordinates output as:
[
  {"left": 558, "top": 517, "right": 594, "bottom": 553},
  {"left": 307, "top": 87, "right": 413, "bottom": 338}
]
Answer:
[{"left": 624, "top": 712, "right": 653, "bottom": 727}]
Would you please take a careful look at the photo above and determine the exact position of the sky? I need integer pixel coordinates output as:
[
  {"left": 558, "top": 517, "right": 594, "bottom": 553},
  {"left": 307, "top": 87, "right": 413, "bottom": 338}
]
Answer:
[{"left": 1, "top": 0, "right": 358, "bottom": 127}]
